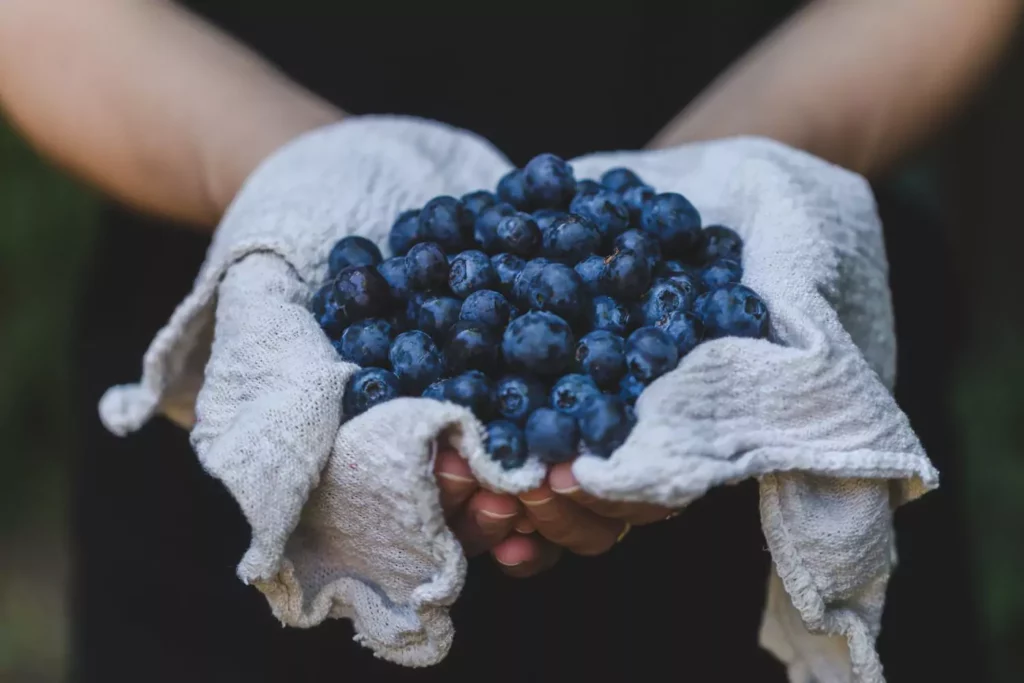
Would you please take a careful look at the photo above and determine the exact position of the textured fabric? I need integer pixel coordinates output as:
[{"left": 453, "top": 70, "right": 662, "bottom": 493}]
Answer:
[{"left": 98, "top": 116, "right": 937, "bottom": 680}]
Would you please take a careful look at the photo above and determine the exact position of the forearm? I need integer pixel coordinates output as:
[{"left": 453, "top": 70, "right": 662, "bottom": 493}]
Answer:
[
  {"left": 0, "top": 0, "right": 342, "bottom": 228},
  {"left": 650, "top": 0, "right": 1023, "bottom": 178}
]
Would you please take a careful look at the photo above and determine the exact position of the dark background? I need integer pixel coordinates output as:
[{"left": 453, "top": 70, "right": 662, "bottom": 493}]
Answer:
[{"left": 1, "top": 4, "right": 1023, "bottom": 681}]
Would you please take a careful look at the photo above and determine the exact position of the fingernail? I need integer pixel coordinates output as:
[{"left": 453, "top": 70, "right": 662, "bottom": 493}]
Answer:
[
  {"left": 495, "top": 558, "right": 522, "bottom": 567},
  {"left": 479, "top": 509, "right": 517, "bottom": 520},
  {"left": 548, "top": 467, "right": 579, "bottom": 495},
  {"left": 520, "top": 496, "right": 553, "bottom": 507},
  {"left": 515, "top": 520, "right": 535, "bottom": 534},
  {"left": 437, "top": 472, "right": 474, "bottom": 484}
]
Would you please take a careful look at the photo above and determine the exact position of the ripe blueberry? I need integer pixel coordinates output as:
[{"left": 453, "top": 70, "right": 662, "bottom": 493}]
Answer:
[
  {"left": 575, "top": 331, "right": 627, "bottom": 388},
  {"left": 460, "top": 290, "right": 511, "bottom": 329},
  {"left": 328, "top": 236, "right": 383, "bottom": 277},
  {"left": 389, "top": 330, "right": 444, "bottom": 393},
  {"left": 496, "top": 212, "right": 542, "bottom": 256},
  {"left": 698, "top": 284, "right": 770, "bottom": 340},
  {"left": 406, "top": 242, "right": 449, "bottom": 291},
  {"left": 389, "top": 209, "right": 422, "bottom": 256},
  {"left": 337, "top": 318, "right": 394, "bottom": 368},
  {"left": 523, "top": 153, "right": 577, "bottom": 210},
  {"left": 485, "top": 420, "right": 528, "bottom": 470},
  {"left": 417, "top": 296, "right": 462, "bottom": 341},
  {"left": 501, "top": 311, "right": 575, "bottom": 376},
  {"left": 641, "top": 192, "right": 702, "bottom": 257},
  {"left": 625, "top": 327, "right": 680, "bottom": 383},
  {"left": 446, "top": 320, "right": 500, "bottom": 374},
  {"left": 578, "top": 394, "right": 633, "bottom": 458},
  {"left": 419, "top": 196, "right": 472, "bottom": 252},
  {"left": 542, "top": 214, "right": 602, "bottom": 264},
  {"left": 550, "top": 374, "right": 601, "bottom": 417},
  {"left": 333, "top": 265, "right": 392, "bottom": 322},
  {"left": 342, "top": 367, "right": 400, "bottom": 418},
  {"left": 495, "top": 375, "right": 548, "bottom": 426},
  {"left": 525, "top": 408, "right": 579, "bottom": 464},
  {"left": 449, "top": 250, "right": 498, "bottom": 297}
]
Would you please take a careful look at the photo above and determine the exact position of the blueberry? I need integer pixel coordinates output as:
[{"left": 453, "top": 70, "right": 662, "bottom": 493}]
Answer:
[
  {"left": 333, "top": 265, "right": 393, "bottom": 322},
  {"left": 496, "top": 169, "right": 530, "bottom": 210},
  {"left": 502, "top": 311, "right": 575, "bottom": 375},
  {"left": 328, "top": 236, "right": 383, "bottom": 277},
  {"left": 569, "top": 190, "right": 631, "bottom": 244},
  {"left": 542, "top": 214, "right": 602, "bottom": 264},
  {"left": 524, "top": 262, "right": 589, "bottom": 323},
  {"left": 446, "top": 320, "right": 500, "bottom": 374},
  {"left": 575, "top": 331, "right": 627, "bottom": 388},
  {"left": 701, "top": 259, "right": 743, "bottom": 289},
  {"left": 575, "top": 179, "right": 601, "bottom": 196},
  {"left": 618, "top": 374, "right": 646, "bottom": 404},
  {"left": 698, "top": 284, "right": 770, "bottom": 340},
  {"left": 658, "top": 271, "right": 701, "bottom": 304},
  {"left": 406, "top": 242, "right": 449, "bottom": 291},
  {"left": 377, "top": 257, "right": 412, "bottom": 300},
  {"left": 485, "top": 420, "right": 528, "bottom": 470},
  {"left": 693, "top": 291, "right": 711, "bottom": 318},
  {"left": 641, "top": 192, "right": 702, "bottom": 257},
  {"left": 496, "top": 212, "right": 542, "bottom": 256},
  {"left": 510, "top": 257, "right": 553, "bottom": 307},
  {"left": 422, "top": 379, "right": 449, "bottom": 401},
  {"left": 495, "top": 375, "right": 548, "bottom": 425},
  {"left": 525, "top": 408, "right": 579, "bottom": 464},
  {"left": 417, "top": 296, "right": 462, "bottom": 341},
  {"left": 590, "top": 295, "right": 632, "bottom": 336},
  {"left": 312, "top": 283, "right": 346, "bottom": 337},
  {"left": 575, "top": 255, "right": 606, "bottom": 294},
  {"left": 599, "top": 249, "right": 651, "bottom": 300},
  {"left": 625, "top": 327, "right": 680, "bottom": 383},
  {"left": 444, "top": 370, "right": 496, "bottom": 420},
  {"left": 389, "top": 209, "right": 422, "bottom": 256},
  {"left": 640, "top": 279, "right": 691, "bottom": 326},
  {"left": 491, "top": 253, "right": 526, "bottom": 296},
  {"left": 600, "top": 167, "right": 644, "bottom": 193},
  {"left": 449, "top": 250, "right": 498, "bottom": 297},
  {"left": 614, "top": 229, "right": 661, "bottom": 267},
  {"left": 578, "top": 394, "right": 633, "bottom": 458},
  {"left": 419, "top": 196, "right": 472, "bottom": 252},
  {"left": 523, "top": 153, "right": 577, "bottom": 210},
  {"left": 389, "top": 330, "right": 444, "bottom": 393},
  {"left": 657, "top": 310, "right": 705, "bottom": 356},
  {"left": 337, "top": 318, "right": 394, "bottom": 368},
  {"left": 621, "top": 184, "right": 656, "bottom": 227},
  {"left": 342, "top": 367, "right": 401, "bottom": 418},
  {"left": 550, "top": 374, "right": 601, "bottom": 416},
  {"left": 461, "top": 190, "right": 498, "bottom": 220},
  {"left": 460, "top": 290, "right": 511, "bottom": 329},
  {"left": 699, "top": 225, "right": 743, "bottom": 263},
  {"left": 533, "top": 209, "right": 568, "bottom": 233},
  {"left": 655, "top": 259, "right": 697, "bottom": 278},
  {"left": 474, "top": 202, "right": 517, "bottom": 253}
]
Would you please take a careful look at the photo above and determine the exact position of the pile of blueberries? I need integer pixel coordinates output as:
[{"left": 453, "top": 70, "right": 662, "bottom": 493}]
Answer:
[{"left": 311, "top": 153, "right": 770, "bottom": 470}]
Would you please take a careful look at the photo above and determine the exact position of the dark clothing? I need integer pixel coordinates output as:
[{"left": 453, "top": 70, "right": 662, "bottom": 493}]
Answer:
[{"left": 70, "top": 10, "right": 983, "bottom": 682}]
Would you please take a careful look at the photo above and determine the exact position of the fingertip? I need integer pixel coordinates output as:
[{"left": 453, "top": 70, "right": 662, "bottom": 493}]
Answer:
[
  {"left": 519, "top": 484, "right": 555, "bottom": 507},
  {"left": 470, "top": 489, "right": 521, "bottom": 518},
  {"left": 492, "top": 534, "right": 540, "bottom": 567},
  {"left": 434, "top": 448, "right": 474, "bottom": 482},
  {"left": 547, "top": 462, "right": 580, "bottom": 495}
]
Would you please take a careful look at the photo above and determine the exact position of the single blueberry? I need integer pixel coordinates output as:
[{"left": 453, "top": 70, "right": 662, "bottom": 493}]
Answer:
[
  {"left": 533, "top": 209, "right": 568, "bottom": 233},
  {"left": 621, "top": 184, "right": 656, "bottom": 227},
  {"left": 496, "top": 212, "right": 542, "bottom": 256},
  {"left": 501, "top": 311, "right": 575, "bottom": 375},
  {"left": 657, "top": 310, "right": 705, "bottom": 356},
  {"left": 599, "top": 249, "right": 652, "bottom": 300},
  {"left": 405, "top": 242, "right": 449, "bottom": 291},
  {"left": 524, "top": 262, "right": 589, "bottom": 323},
  {"left": 550, "top": 374, "right": 601, "bottom": 417},
  {"left": 460, "top": 290, "right": 511, "bottom": 329},
  {"left": 699, "top": 225, "right": 744, "bottom": 263},
  {"left": 590, "top": 295, "right": 632, "bottom": 336},
  {"left": 525, "top": 408, "right": 580, "bottom": 464},
  {"left": 618, "top": 373, "right": 646, "bottom": 405},
  {"left": 542, "top": 214, "right": 602, "bottom": 264},
  {"left": 389, "top": 209, "right": 422, "bottom": 256},
  {"left": 625, "top": 327, "right": 680, "bottom": 383},
  {"left": 474, "top": 202, "right": 517, "bottom": 253},
  {"left": 495, "top": 375, "right": 548, "bottom": 425},
  {"left": 333, "top": 265, "right": 393, "bottom": 322},
  {"left": 337, "top": 318, "right": 394, "bottom": 368},
  {"left": 342, "top": 367, "right": 400, "bottom": 418},
  {"left": 614, "top": 229, "right": 661, "bottom": 268},
  {"left": 491, "top": 253, "right": 527, "bottom": 296},
  {"left": 485, "top": 420, "right": 529, "bottom": 470},
  {"left": 640, "top": 279, "right": 691, "bottom": 326},
  {"left": 449, "top": 250, "right": 498, "bottom": 297},
  {"left": 446, "top": 320, "right": 500, "bottom": 374},
  {"left": 523, "top": 153, "right": 577, "bottom": 210},
  {"left": 328, "top": 236, "right": 383, "bottom": 277},
  {"left": 575, "top": 255, "right": 606, "bottom": 294},
  {"left": 575, "top": 331, "right": 627, "bottom": 388},
  {"left": 657, "top": 271, "right": 701, "bottom": 305},
  {"left": 569, "top": 190, "right": 631, "bottom": 244},
  {"left": 376, "top": 257, "right": 412, "bottom": 301},
  {"left": 419, "top": 196, "right": 472, "bottom": 252},
  {"left": 701, "top": 259, "right": 743, "bottom": 289},
  {"left": 510, "top": 257, "right": 553, "bottom": 308},
  {"left": 578, "top": 394, "right": 633, "bottom": 458},
  {"left": 389, "top": 330, "right": 445, "bottom": 393},
  {"left": 417, "top": 296, "right": 462, "bottom": 341},
  {"left": 422, "top": 379, "right": 449, "bottom": 401},
  {"left": 444, "top": 370, "right": 496, "bottom": 421},
  {"left": 496, "top": 169, "right": 530, "bottom": 210},
  {"left": 698, "top": 284, "right": 771, "bottom": 340},
  {"left": 575, "top": 179, "right": 601, "bottom": 197},
  {"left": 641, "top": 192, "right": 702, "bottom": 257},
  {"left": 461, "top": 190, "right": 498, "bottom": 220},
  {"left": 600, "top": 167, "right": 645, "bottom": 193},
  {"left": 312, "top": 283, "right": 346, "bottom": 337}
]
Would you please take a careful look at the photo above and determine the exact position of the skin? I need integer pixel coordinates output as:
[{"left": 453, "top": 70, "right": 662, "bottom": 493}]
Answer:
[{"left": 1, "top": 0, "right": 1020, "bottom": 577}]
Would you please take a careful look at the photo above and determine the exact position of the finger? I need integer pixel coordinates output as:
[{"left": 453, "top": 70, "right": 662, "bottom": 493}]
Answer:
[
  {"left": 514, "top": 518, "right": 536, "bottom": 534},
  {"left": 548, "top": 463, "right": 674, "bottom": 525},
  {"left": 434, "top": 446, "right": 477, "bottom": 518},
  {"left": 449, "top": 489, "right": 520, "bottom": 557},
  {"left": 492, "top": 534, "right": 562, "bottom": 579},
  {"left": 519, "top": 485, "right": 625, "bottom": 557}
]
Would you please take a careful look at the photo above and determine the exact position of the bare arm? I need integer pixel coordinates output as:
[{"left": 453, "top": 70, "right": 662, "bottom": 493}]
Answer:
[
  {"left": 0, "top": 0, "right": 342, "bottom": 228},
  {"left": 650, "top": 0, "right": 1024, "bottom": 178}
]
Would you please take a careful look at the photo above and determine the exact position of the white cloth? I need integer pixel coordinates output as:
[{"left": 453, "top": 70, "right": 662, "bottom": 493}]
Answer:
[{"left": 98, "top": 116, "right": 938, "bottom": 680}]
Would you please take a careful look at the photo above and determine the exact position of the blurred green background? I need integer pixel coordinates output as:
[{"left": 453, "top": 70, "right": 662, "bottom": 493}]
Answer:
[{"left": 3, "top": 20, "right": 1024, "bottom": 683}]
